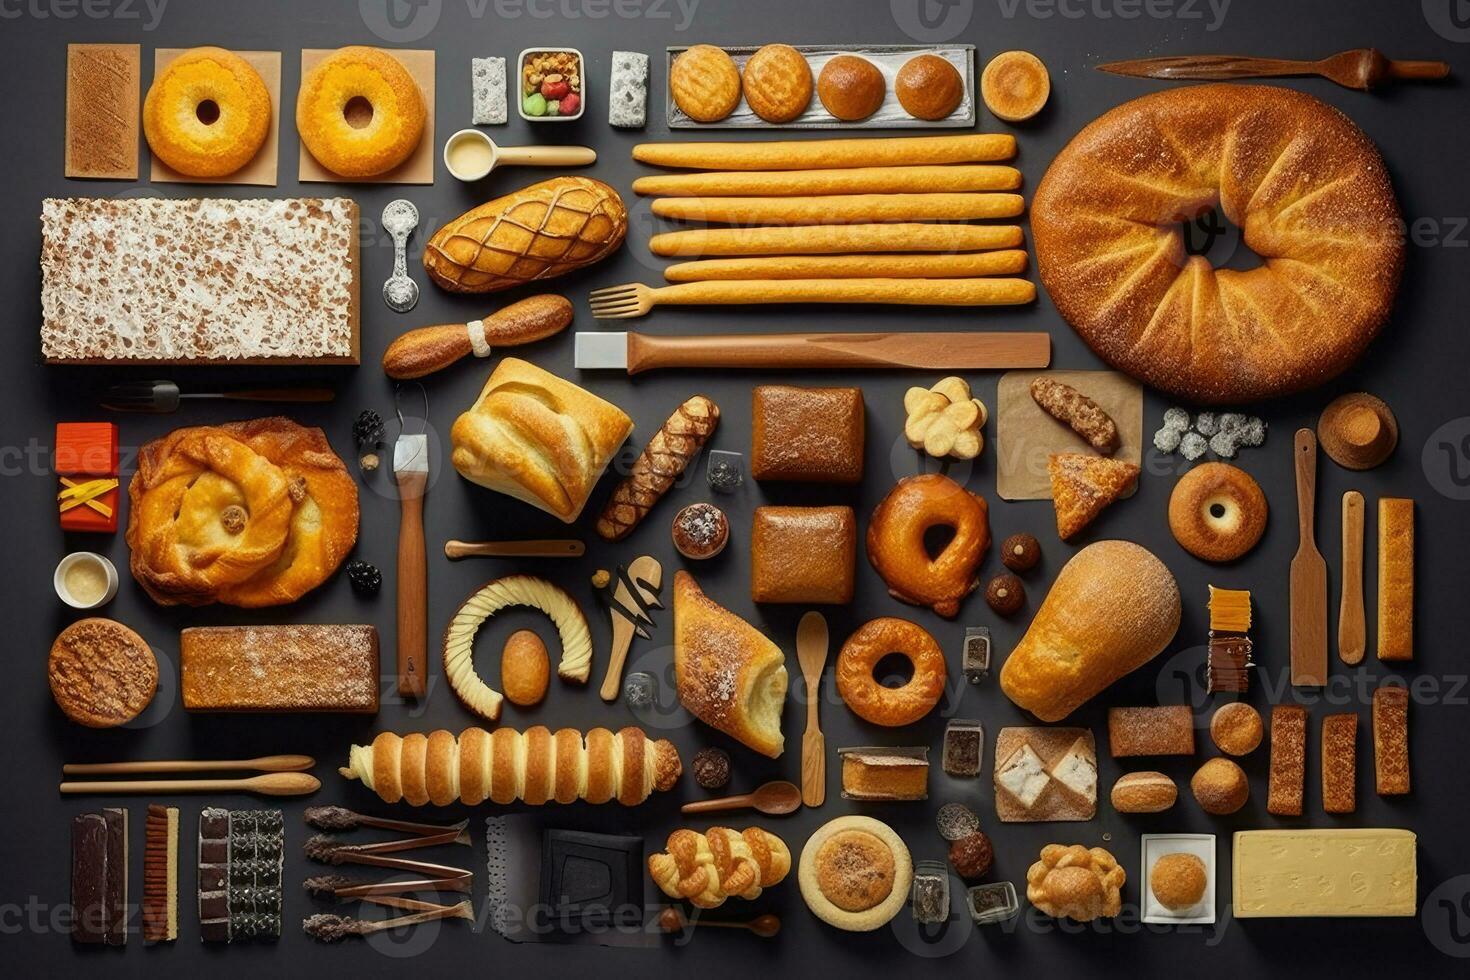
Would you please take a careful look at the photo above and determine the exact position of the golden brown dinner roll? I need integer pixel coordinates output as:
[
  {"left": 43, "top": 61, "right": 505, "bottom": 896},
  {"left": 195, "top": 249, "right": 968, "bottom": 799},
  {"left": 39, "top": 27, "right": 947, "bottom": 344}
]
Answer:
[
  {"left": 895, "top": 54, "right": 964, "bottom": 120},
  {"left": 1210, "top": 702, "right": 1264, "bottom": 756},
  {"left": 742, "top": 44, "right": 812, "bottom": 123},
  {"left": 1150, "top": 853, "right": 1207, "bottom": 910},
  {"left": 818, "top": 55, "right": 885, "bottom": 121},
  {"left": 671, "top": 45, "right": 742, "bottom": 122},
  {"left": 1111, "top": 771, "right": 1178, "bottom": 813},
  {"left": 1191, "top": 757, "right": 1249, "bottom": 814}
]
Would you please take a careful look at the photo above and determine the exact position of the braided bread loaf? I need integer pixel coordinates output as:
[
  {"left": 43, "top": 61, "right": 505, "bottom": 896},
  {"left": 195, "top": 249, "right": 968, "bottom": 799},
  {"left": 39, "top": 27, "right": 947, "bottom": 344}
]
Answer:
[
  {"left": 339, "top": 728, "right": 681, "bottom": 806},
  {"left": 648, "top": 827, "right": 791, "bottom": 908}
]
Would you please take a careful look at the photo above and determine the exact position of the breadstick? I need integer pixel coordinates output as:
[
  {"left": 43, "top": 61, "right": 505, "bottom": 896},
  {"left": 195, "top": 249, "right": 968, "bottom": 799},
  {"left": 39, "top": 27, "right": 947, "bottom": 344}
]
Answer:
[
  {"left": 642, "top": 278, "right": 1036, "bottom": 307},
  {"left": 596, "top": 395, "right": 720, "bottom": 541},
  {"left": 651, "top": 223, "right": 1024, "bottom": 257},
  {"left": 633, "top": 164, "right": 1022, "bottom": 197},
  {"left": 653, "top": 193, "right": 1025, "bottom": 225},
  {"left": 665, "top": 251, "right": 1028, "bottom": 282},
  {"left": 633, "top": 134, "right": 1016, "bottom": 170}
]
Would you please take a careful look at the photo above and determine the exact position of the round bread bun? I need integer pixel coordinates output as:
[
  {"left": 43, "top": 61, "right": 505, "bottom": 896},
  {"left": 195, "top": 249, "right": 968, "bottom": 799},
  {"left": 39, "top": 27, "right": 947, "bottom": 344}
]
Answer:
[
  {"left": 981, "top": 50, "right": 1050, "bottom": 122},
  {"left": 500, "top": 630, "right": 550, "bottom": 707},
  {"left": 1033, "top": 85, "right": 1404, "bottom": 403},
  {"left": 670, "top": 44, "right": 742, "bottom": 123},
  {"left": 1210, "top": 702, "right": 1264, "bottom": 756},
  {"left": 835, "top": 617, "right": 947, "bottom": 727},
  {"left": 799, "top": 816, "right": 912, "bottom": 931},
  {"left": 742, "top": 44, "right": 812, "bottom": 123},
  {"left": 1191, "top": 757, "right": 1249, "bottom": 815},
  {"left": 49, "top": 618, "right": 158, "bottom": 728},
  {"left": 1150, "top": 853, "right": 1208, "bottom": 911},
  {"left": 143, "top": 46, "right": 271, "bottom": 178},
  {"left": 1111, "top": 771, "right": 1177, "bottom": 813},
  {"left": 297, "top": 46, "right": 425, "bottom": 177},
  {"left": 895, "top": 54, "right": 964, "bottom": 121},
  {"left": 817, "top": 55, "right": 885, "bottom": 121},
  {"left": 1168, "top": 462, "right": 1268, "bottom": 562}
]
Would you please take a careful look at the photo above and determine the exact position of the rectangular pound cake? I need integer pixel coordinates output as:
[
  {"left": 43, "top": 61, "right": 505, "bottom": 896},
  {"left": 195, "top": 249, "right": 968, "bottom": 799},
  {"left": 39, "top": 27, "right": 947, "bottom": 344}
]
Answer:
[
  {"left": 1107, "top": 705, "right": 1196, "bottom": 757},
  {"left": 181, "top": 624, "right": 378, "bottom": 713},
  {"left": 41, "top": 197, "right": 359, "bottom": 364}
]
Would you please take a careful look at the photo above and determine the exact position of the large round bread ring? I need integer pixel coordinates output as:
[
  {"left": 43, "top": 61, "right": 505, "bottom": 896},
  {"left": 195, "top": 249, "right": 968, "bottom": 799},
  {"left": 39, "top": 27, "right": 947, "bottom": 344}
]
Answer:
[
  {"left": 1032, "top": 84, "right": 1403, "bottom": 404},
  {"left": 443, "top": 575, "right": 592, "bottom": 722},
  {"left": 835, "top": 617, "right": 947, "bottom": 727},
  {"left": 866, "top": 473, "right": 990, "bottom": 617}
]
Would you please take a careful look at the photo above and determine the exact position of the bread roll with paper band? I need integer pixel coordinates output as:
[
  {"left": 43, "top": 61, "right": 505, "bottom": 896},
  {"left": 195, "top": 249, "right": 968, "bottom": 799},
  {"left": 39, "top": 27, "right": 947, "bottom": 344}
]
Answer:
[
  {"left": 381, "top": 294, "right": 573, "bottom": 379},
  {"left": 651, "top": 192, "right": 1025, "bottom": 225},
  {"left": 1000, "top": 541, "right": 1181, "bottom": 722},
  {"left": 665, "top": 251, "right": 1028, "bottom": 282},
  {"left": 651, "top": 222, "right": 1023, "bottom": 257},
  {"left": 633, "top": 133, "right": 1016, "bottom": 170},
  {"left": 340, "top": 727, "right": 681, "bottom": 806},
  {"left": 633, "top": 164, "right": 1022, "bottom": 198}
]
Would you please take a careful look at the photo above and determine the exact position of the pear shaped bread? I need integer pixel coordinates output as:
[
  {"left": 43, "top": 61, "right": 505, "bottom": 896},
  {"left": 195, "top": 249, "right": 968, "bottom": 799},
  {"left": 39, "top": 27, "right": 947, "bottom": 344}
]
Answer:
[
  {"left": 673, "top": 571, "right": 788, "bottom": 758},
  {"left": 1000, "top": 541, "right": 1180, "bottom": 722}
]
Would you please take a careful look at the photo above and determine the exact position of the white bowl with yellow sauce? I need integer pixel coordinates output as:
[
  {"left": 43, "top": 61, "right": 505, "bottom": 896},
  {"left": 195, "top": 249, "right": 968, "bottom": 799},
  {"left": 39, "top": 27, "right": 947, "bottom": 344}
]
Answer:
[{"left": 55, "top": 552, "right": 118, "bottom": 609}]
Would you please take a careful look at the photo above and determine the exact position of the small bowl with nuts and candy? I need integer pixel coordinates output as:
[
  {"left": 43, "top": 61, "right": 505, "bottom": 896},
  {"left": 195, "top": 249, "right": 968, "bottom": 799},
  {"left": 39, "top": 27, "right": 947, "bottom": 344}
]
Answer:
[{"left": 518, "top": 48, "right": 585, "bottom": 121}]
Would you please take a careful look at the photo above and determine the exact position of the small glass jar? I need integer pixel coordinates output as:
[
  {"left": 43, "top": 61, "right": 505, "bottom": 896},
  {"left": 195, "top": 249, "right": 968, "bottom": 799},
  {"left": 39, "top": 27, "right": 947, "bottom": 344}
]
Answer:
[
  {"left": 942, "top": 719, "right": 984, "bottom": 777},
  {"left": 911, "top": 861, "right": 950, "bottom": 925},
  {"left": 705, "top": 450, "right": 745, "bottom": 494},
  {"left": 962, "top": 627, "right": 991, "bottom": 683},
  {"left": 967, "top": 881, "right": 1020, "bottom": 924}
]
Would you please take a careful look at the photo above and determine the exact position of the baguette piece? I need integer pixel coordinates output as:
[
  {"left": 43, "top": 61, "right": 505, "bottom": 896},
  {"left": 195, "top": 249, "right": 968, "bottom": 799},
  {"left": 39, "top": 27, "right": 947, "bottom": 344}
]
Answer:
[
  {"left": 1376, "top": 497, "right": 1414, "bottom": 661},
  {"left": 634, "top": 164, "right": 1021, "bottom": 197},
  {"left": 339, "top": 728, "right": 682, "bottom": 806},
  {"left": 1267, "top": 705, "right": 1308, "bottom": 816},
  {"left": 651, "top": 222, "right": 1023, "bottom": 257},
  {"left": 181, "top": 625, "right": 378, "bottom": 713},
  {"left": 665, "top": 251, "right": 1028, "bottom": 282},
  {"left": 1107, "top": 706, "right": 1195, "bottom": 757},
  {"left": 633, "top": 133, "right": 1017, "bottom": 170},
  {"left": 1321, "top": 713, "right": 1357, "bottom": 814},
  {"left": 596, "top": 395, "right": 720, "bottom": 541},
  {"left": 652, "top": 192, "right": 1025, "bottom": 225},
  {"left": 1373, "top": 685, "right": 1409, "bottom": 795}
]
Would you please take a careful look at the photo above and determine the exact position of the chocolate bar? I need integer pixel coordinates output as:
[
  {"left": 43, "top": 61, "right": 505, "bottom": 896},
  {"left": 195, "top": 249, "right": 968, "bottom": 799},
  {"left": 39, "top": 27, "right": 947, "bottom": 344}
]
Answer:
[
  {"left": 1206, "top": 586, "right": 1254, "bottom": 694},
  {"left": 143, "top": 804, "right": 178, "bottom": 942},
  {"left": 103, "top": 808, "right": 127, "bottom": 945},
  {"left": 70, "top": 813, "right": 108, "bottom": 944},
  {"left": 198, "top": 808, "right": 231, "bottom": 943},
  {"left": 227, "top": 810, "right": 284, "bottom": 941}
]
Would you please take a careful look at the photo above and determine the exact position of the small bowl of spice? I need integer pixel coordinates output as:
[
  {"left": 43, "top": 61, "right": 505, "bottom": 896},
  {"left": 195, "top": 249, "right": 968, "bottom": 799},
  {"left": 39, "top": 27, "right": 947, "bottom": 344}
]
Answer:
[
  {"left": 54, "top": 552, "right": 118, "bottom": 610},
  {"left": 672, "top": 502, "right": 729, "bottom": 560},
  {"left": 518, "top": 48, "right": 585, "bottom": 121}
]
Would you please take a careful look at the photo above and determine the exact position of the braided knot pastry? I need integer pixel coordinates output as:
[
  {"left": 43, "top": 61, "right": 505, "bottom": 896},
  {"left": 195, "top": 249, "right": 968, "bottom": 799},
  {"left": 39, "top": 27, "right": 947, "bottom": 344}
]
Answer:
[{"left": 648, "top": 827, "right": 791, "bottom": 908}]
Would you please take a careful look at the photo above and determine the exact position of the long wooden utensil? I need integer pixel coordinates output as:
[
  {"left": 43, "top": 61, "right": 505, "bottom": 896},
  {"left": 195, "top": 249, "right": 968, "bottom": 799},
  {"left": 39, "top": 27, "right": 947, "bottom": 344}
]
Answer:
[
  {"left": 1290, "top": 428, "right": 1328, "bottom": 686},
  {"left": 589, "top": 278, "right": 1035, "bottom": 319},
  {"left": 681, "top": 780, "right": 802, "bottom": 816},
  {"left": 1338, "top": 490, "right": 1366, "bottom": 665},
  {"left": 1096, "top": 49, "right": 1449, "bottom": 90},
  {"left": 444, "top": 539, "right": 585, "bottom": 559},
  {"left": 575, "top": 330, "right": 1050, "bottom": 374},
  {"left": 659, "top": 907, "right": 781, "bottom": 938},
  {"left": 63, "top": 755, "right": 314, "bottom": 776},
  {"left": 60, "top": 772, "right": 320, "bottom": 797},
  {"left": 600, "top": 555, "right": 663, "bottom": 702},
  {"left": 796, "top": 612, "right": 828, "bottom": 808},
  {"left": 394, "top": 432, "right": 429, "bottom": 700}
]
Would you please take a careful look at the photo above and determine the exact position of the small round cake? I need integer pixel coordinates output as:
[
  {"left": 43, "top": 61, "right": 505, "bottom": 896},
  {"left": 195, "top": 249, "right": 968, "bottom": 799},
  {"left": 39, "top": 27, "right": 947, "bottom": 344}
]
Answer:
[
  {"left": 1168, "top": 462, "right": 1268, "bottom": 562},
  {"left": 672, "top": 502, "right": 729, "bottom": 560},
  {"left": 669, "top": 44, "right": 741, "bottom": 123},
  {"left": 297, "top": 46, "right": 425, "bottom": 177},
  {"left": 1191, "top": 757, "right": 1249, "bottom": 815},
  {"left": 143, "top": 46, "right": 271, "bottom": 178},
  {"left": 817, "top": 55, "right": 885, "bottom": 121},
  {"left": 1210, "top": 702, "right": 1264, "bottom": 756},
  {"left": 896, "top": 54, "right": 965, "bottom": 120},
  {"left": 1150, "top": 853, "right": 1208, "bottom": 911},
  {"left": 742, "top": 44, "right": 812, "bottom": 123},
  {"left": 49, "top": 618, "right": 158, "bottom": 728},
  {"left": 799, "top": 816, "right": 912, "bottom": 931}
]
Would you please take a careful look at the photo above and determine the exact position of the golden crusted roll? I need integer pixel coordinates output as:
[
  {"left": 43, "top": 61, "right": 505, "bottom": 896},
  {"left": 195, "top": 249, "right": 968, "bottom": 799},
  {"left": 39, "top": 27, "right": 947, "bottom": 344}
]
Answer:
[
  {"left": 423, "top": 177, "right": 628, "bottom": 293},
  {"left": 649, "top": 828, "right": 791, "bottom": 908},
  {"left": 340, "top": 728, "right": 682, "bottom": 806}
]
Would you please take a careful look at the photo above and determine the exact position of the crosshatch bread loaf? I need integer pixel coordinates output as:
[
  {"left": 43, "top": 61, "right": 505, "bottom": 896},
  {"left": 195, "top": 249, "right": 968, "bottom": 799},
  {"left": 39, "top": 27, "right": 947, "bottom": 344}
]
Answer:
[
  {"left": 423, "top": 177, "right": 628, "bottom": 293},
  {"left": 450, "top": 358, "right": 633, "bottom": 523},
  {"left": 1000, "top": 541, "right": 1181, "bottom": 722},
  {"left": 1032, "top": 85, "right": 1403, "bottom": 403}
]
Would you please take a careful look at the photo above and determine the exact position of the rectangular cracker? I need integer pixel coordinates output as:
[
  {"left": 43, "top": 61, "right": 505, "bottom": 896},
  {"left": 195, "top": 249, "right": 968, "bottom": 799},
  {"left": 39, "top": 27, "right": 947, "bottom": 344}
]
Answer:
[
  {"left": 1267, "top": 705, "right": 1307, "bottom": 816},
  {"left": 1321, "top": 713, "right": 1357, "bottom": 814},
  {"left": 1373, "top": 685, "right": 1410, "bottom": 795},
  {"left": 1377, "top": 497, "right": 1414, "bottom": 661},
  {"left": 65, "top": 43, "right": 140, "bottom": 179}
]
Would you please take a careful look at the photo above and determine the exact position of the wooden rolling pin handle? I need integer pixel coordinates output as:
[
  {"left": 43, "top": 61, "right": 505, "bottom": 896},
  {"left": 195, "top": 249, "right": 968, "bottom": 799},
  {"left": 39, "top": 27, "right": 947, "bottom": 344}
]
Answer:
[
  {"left": 496, "top": 145, "right": 597, "bottom": 167},
  {"left": 627, "top": 331, "right": 1049, "bottom": 373},
  {"left": 397, "top": 473, "right": 429, "bottom": 700},
  {"left": 1386, "top": 58, "right": 1450, "bottom": 81},
  {"left": 443, "top": 539, "right": 586, "bottom": 559},
  {"left": 680, "top": 794, "right": 752, "bottom": 815},
  {"left": 1295, "top": 428, "right": 1317, "bottom": 544}
]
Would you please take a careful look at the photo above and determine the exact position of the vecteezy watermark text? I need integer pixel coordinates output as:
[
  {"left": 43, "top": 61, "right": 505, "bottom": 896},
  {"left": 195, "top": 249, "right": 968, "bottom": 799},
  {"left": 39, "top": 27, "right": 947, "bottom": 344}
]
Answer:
[
  {"left": 0, "top": 0, "right": 167, "bottom": 30},
  {"left": 995, "top": 0, "right": 1230, "bottom": 31},
  {"left": 360, "top": 0, "right": 700, "bottom": 43}
]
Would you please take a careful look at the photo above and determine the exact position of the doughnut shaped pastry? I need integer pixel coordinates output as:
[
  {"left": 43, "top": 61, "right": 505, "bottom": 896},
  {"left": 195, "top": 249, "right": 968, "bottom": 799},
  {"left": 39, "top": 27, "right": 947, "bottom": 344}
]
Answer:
[
  {"left": 297, "top": 46, "right": 425, "bottom": 177},
  {"left": 835, "top": 617, "right": 946, "bottom": 727},
  {"left": 1033, "top": 85, "right": 1403, "bottom": 403},
  {"left": 143, "top": 46, "right": 271, "bottom": 178},
  {"left": 339, "top": 727, "right": 681, "bottom": 806},
  {"left": 649, "top": 827, "right": 791, "bottom": 908},
  {"left": 1167, "top": 462, "right": 1268, "bottom": 562},
  {"left": 866, "top": 473, "right": 990, "bottom": 617},
  {"left": 443, "top": 575, "right": 593, "bottom": 722}
]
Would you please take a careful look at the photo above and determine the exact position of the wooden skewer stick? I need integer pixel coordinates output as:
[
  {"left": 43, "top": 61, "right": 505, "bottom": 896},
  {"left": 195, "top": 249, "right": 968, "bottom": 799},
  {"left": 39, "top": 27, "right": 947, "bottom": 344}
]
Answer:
[
  {"left": 59, "top": 772, "right": 320, "bottom": 797},
  {"left": 444, "top": 538, "right": 585, "bottom": 559},
  {"left": 62, "top": 755, "right": 315, "bottom": 776}
]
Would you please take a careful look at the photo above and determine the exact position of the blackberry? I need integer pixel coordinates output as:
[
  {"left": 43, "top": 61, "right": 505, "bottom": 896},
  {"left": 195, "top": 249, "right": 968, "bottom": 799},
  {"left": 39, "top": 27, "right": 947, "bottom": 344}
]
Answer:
[
  {"left": 352, "top": 411, "right": 384, "bottom": 471},
  {"left": 345, "top": 560, "right": 381, "bottom": 596}
]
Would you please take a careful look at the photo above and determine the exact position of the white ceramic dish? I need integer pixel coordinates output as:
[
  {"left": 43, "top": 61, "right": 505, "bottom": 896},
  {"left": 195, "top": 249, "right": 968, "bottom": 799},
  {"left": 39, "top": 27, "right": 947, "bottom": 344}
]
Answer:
[
  {"left": 54, "top": 551, "right": 118, "bottom": 610},
  {"left": 517, "top": 47, "right": 586, "bottom": 122},
  {"left": 1140, "top": 833, "right": 1216, "bottom": 925}
]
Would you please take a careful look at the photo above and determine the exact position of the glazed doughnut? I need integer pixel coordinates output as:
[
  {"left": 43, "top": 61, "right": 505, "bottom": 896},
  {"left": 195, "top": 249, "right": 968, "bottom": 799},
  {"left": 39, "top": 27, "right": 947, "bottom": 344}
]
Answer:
[
  {"left": 1168, "top": 462, "right": 1268, "bottom": 562},
  {"left": 836, "top": 618, "right": 947, "bottom": 727},
  {"left": 297, "top": 46, "right": 425, "bottom": 177},
  {"left": 143, "top": 46, "right": 271, "bottom": 178},
  {"left": 866, "top": 473, "right": 990, "bottom": 617}
]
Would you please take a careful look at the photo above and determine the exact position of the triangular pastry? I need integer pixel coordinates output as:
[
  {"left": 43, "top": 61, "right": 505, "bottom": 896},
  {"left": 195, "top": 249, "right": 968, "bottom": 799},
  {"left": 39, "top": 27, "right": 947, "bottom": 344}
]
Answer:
[{"left": 1048, "top": 453, "right": 1140, "bottom": 540}]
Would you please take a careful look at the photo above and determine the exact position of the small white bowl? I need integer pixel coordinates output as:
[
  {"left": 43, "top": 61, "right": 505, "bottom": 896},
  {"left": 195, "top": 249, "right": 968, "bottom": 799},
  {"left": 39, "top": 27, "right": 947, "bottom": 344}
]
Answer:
[
  {"left": 55, "top": 552, "right": 119, "bottom": 610},
  {"left": 517, "top": 47, "right": 586, "bottom": 122},
  {"left": 443, "top": 128, "right": 496, "bottom": 181}
]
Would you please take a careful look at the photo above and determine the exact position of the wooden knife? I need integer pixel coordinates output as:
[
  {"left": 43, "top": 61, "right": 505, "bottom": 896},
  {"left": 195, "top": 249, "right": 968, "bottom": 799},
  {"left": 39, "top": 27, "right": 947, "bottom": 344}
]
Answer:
[
  {"left": 1338, "top": 490, "right": 1366, "bottom": 665},
  {"left": 575, "top": 330, "right": 1049, "bottom": 374},
  {"left": 1290, "top": 428, "right": 1328, "bottom": 686},
  {"left": 1097, "top": 49, "right": 1449, "bottom": 91}
]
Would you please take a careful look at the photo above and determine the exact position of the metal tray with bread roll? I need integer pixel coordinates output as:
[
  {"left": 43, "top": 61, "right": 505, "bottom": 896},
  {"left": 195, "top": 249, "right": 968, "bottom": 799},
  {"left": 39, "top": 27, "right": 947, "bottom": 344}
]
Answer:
[{"left": 666, "top": 44, "right": 976, "bottom": 129}]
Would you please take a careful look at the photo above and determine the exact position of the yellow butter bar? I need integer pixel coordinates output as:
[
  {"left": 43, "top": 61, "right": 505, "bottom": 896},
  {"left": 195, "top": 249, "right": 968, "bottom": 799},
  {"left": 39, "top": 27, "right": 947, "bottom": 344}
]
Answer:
[{"left": 1233, "top": 829, "right": 1416, "bottom": 917}]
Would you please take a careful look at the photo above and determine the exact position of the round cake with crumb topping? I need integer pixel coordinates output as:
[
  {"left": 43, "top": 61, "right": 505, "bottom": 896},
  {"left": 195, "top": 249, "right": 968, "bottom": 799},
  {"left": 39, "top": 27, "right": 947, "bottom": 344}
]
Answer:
[{"left": 799, "top": 816, "right": 912, "bottom": 931}]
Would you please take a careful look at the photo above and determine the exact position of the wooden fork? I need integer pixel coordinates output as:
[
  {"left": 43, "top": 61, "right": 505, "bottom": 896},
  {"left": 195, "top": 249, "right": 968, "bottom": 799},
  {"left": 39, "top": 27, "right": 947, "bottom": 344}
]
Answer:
[{"left": 588, "top": 278, "right": 1036, "bottom": 319}]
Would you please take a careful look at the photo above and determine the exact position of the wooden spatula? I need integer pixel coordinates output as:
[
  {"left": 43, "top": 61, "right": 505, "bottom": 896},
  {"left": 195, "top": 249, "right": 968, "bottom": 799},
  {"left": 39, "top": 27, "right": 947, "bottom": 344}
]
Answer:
[
  {"left": 796, "top": 612, "right": 829, "bottom": 808},
  {"left": 1290, "top": 429, "right": 1328, "bottom": 686},
  {"left": 1338, "top": 490, "right": 1366, "bottom": 665}
]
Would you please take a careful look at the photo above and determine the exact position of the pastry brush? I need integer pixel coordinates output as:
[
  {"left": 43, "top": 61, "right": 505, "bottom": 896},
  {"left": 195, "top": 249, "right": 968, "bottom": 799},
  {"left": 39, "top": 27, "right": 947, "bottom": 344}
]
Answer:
[{"left": 393, "top": 384, "right": 430, "bottom": 700}]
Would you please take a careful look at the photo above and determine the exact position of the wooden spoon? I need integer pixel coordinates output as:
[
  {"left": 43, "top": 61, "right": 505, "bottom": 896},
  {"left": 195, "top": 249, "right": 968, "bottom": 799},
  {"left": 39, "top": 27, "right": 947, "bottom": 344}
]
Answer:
[
  {"left": 59, "top": 772, "right": 320, "bottom": 797},
  {"left": 681, "top": 780, "right": 801, "bottom": 816},
  {"left": 796, "top": 611, "right": 828, "bottom": 808},
  {"left": 1338, "top": 490, "right": 1366, "bottom": 665},
  {"left": 63, "top": 755, "right": 315, "bottom": 776},
  {"left": 659, "top": 906, "right": 781, "bottom": 938}
]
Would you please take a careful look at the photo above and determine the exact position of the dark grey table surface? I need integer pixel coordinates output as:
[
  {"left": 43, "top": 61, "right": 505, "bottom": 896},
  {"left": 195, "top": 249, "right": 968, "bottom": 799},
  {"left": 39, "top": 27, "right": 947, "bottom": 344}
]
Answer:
[{"left": 4, "top": 0, "right": 1470, "bottom": 975}]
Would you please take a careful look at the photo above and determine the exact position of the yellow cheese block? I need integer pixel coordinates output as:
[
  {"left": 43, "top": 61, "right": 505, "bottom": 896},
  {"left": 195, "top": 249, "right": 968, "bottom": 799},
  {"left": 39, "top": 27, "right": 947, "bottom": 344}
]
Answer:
[{"left": 1233, "top": 829, "right": 1416, "bottom": 918}]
